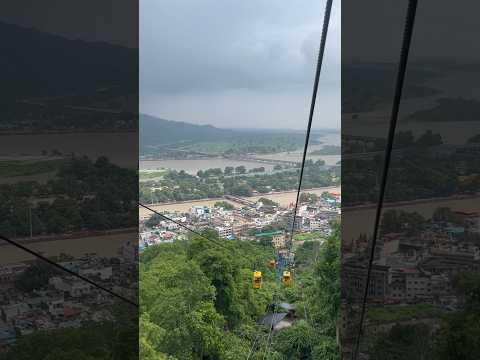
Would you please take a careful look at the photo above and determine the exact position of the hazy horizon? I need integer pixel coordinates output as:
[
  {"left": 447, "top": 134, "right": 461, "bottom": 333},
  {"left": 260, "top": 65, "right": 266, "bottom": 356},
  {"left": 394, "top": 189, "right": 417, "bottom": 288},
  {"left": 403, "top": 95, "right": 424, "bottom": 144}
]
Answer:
[{"left": 141, "top": 112, "right": 340, "bottom": 132}]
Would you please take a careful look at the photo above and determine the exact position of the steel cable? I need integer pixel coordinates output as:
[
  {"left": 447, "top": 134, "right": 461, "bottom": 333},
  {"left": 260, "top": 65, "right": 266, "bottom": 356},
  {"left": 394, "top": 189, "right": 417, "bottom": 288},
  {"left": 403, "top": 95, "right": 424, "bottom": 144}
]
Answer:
[{"left": 351, "top": 1, "right": 418, "bottom": 359}]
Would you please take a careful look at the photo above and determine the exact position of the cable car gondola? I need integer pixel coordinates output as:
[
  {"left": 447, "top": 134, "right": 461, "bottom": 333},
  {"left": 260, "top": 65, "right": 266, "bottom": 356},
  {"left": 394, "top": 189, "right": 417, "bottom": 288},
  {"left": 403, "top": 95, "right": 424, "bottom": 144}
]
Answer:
[
  {"left": 282, "top": 270, "right": 291, "bottom": 286},
  {"left": 252, "top": 271, "right": 262, "bottom": 289}
]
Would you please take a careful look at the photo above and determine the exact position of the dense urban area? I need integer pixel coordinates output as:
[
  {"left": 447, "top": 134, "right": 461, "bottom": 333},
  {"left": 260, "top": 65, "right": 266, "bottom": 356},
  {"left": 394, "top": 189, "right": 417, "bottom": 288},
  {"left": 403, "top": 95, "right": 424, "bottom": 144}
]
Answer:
[{"left": 340, "top": 128, "right": 480, "bottom": 359}]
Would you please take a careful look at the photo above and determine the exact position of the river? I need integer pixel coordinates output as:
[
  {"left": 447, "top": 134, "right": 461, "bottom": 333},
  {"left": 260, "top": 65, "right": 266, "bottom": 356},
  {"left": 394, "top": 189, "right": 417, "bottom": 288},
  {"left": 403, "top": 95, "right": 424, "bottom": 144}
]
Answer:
[
  {"left": 343, "top": 67, "right": 480, "bottom": 144},
  {"left": 1, "top": 132, "right": 138, "bottom": 168},
  {"left": 343, "top": 195, "right": 480, "bottom": 244},
  {"left": 0, "top": 232, "right": 134, "bottom": 265},
  {"left": 139, "top": 132, "right": 340, "bottom": 174}
]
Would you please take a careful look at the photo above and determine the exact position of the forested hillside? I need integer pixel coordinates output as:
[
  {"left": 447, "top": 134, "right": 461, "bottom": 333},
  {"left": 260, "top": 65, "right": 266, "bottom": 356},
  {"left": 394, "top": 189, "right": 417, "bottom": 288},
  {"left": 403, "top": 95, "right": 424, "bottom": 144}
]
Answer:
[
  {"left": 0, "top": 22, "right": 136, "bottom": 102},
  {"left": 140, "top": 114, "right": 233, "bottom": 149},
  {"left": 139, "top": 225, "right": 340, "bottom": 359},
  {"left": 139, "top": 114, "right": 315, "bottom": 157}
]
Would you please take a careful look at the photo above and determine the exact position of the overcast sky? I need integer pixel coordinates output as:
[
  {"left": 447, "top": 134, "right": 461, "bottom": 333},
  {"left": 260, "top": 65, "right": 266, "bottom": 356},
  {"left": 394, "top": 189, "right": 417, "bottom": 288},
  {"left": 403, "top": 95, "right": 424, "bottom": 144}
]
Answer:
[{"left": 140, "top": 0, "right": 340, "bottom": 130}]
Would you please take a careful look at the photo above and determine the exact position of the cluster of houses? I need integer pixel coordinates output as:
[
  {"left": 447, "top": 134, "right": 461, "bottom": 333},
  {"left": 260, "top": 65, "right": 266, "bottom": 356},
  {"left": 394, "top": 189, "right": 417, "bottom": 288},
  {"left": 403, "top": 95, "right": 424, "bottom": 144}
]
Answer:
[
  {"left": 340, "top": 209, "right": 480, "bottom": 357},
  {"left": 0, "top": 240, "right": 138, "bottom": 349},
  {"left": 139, "top": 192, "right": 341, "bottom": 249}
]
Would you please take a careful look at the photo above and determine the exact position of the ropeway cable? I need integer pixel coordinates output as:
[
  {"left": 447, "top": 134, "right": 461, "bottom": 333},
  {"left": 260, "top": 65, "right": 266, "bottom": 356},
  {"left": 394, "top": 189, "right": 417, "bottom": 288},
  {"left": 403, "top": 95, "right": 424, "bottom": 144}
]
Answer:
[
  {"left": 259, "top": 1, "right": 334, "bottom": 358},
  {"left": 139, "top": 202, "right": 255, "bottom": 264},
  {"left": 0, "top": 234, "right": 138, "bottom": 307},
  {"left": 140, "top": 203, "right": 280, "bottom": 359},
  {"left": 287, "top": 0, "right": 333, "bottom": 260},
  {"left": 261, "top": 290, "right": 279, "bottom": 360},
  {"left": 246, "top": 330, "right": 267, "bottom": 360},
  {"left": 351, "top": 1, "right": 418, "bottom": 359}
]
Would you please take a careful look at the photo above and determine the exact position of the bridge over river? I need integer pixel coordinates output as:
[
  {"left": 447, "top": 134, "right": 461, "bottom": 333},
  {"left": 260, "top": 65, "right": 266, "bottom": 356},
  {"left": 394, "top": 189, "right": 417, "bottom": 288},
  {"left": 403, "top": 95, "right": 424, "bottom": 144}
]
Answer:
[
  {"left": 151, "top": 148, "right": 301, "bottom": 168},
  {"left": 225, "top": 155, "right": 299, "bottom": 167}
]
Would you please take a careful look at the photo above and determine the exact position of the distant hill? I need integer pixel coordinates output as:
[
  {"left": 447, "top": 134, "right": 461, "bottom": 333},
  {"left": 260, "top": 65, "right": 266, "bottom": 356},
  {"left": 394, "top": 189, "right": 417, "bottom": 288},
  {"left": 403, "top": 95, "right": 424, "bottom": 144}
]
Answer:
[
  {"left": 406, "top": 98, "right": 480, "bottom": 122},
  {"left": 140, "top": 114, "right": 234, "bottom": 147},
  {"left": 139, "top": 114, "right": 313, "bottom": 157},
  {"left": 343, "top": 65, "right": 439, "bottom": 113},
  {"left": 0, "top": 21, "right": 136, "bottom": 102},
  {"left": 0, "top": 21, "right": 137, "bottom": 131}
]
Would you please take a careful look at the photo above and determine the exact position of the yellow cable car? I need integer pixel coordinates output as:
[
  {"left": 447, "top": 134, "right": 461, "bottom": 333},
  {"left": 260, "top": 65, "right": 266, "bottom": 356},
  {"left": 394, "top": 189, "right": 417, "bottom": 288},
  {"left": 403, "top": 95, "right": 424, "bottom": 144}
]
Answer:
[
  {"left": 252, "top": 271, "right": 262, "bottom": 289},
  {"left": 268, "top": 260, "right": 276, "bottom": 269},
  {"left": 282, "top": 271, "right": 291, "bottom": 286}
]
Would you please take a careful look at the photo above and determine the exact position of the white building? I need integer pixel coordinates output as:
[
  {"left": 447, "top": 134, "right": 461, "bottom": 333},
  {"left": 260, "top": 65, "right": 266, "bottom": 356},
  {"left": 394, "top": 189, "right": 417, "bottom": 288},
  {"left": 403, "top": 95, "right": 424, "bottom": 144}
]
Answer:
[
  {"left": 215, "top": 226, "right": 233, "bottom": 238},
  {"left": 191, "top": 206, "right": 210, "bottom": 217}
]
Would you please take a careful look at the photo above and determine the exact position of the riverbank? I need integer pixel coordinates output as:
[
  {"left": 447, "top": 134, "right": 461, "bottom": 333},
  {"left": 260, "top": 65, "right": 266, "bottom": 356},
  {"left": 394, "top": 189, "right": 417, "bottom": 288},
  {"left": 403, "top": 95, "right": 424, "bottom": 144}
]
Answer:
[
  {"left": 1, "top": 132, "right": 137, "bottom": 168},
  {"left": 0, "top": 230, "right": 135, "bottom": 265},
  {"left": 343, "top": 194, "right": 480, "bottom": 242},
  {"left": 343, "top": 193, "right": 480, "bottom": 212},
  {"left": 139, "top": 186, "right": 341, "bottom": 218}
]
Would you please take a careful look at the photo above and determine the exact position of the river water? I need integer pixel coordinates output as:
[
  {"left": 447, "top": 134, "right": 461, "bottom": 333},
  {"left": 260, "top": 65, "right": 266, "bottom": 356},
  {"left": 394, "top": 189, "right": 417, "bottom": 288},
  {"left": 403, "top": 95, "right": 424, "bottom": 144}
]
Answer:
[
  {"left": 139, "top": 132, "right": 340, "bottom": 174},
  {"left": 343, "top": 67, "right": 480, "bottom": 144},
  {"left": 0, "top": 132, "right": 138, "bottom": 168},
  {"left": 0, "top": 232, "right": 133, "bottom": 265},
  {"left": 343, "top": 195, "right": 480, "bottom": 244}
]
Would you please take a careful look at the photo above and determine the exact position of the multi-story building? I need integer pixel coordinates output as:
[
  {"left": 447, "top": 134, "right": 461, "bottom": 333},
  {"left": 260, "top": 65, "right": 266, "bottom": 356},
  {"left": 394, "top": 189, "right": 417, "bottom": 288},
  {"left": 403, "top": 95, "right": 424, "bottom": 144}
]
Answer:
[
  {"left": 272, "top": 233, "right": 286, "bottom": 249},
  {"left": 342, "top": 261, "right": 389, "bottom": 302},
  {"left": 232, "top": 221, "right": 252, "bottom": 236},
  {"left": 215, "top": 226, "right": 233, "bottom": 239},
  {"left": 404, "top": 269, "right": 431, "bottom": 300}
]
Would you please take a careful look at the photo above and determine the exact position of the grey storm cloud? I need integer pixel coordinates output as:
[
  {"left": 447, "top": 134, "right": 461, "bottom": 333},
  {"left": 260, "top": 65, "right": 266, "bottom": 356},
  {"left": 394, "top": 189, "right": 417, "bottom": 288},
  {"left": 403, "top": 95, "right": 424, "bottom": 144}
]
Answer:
[{"left": 140, "top": 0, "right": 340, "bottom": 129}]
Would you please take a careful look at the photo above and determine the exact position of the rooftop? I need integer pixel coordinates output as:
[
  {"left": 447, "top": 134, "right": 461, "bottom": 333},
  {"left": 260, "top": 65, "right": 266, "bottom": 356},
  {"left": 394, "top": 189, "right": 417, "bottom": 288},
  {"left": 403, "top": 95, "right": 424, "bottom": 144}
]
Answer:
[{"left": 255, "top": 230, "right": 284, "bottom": 238}]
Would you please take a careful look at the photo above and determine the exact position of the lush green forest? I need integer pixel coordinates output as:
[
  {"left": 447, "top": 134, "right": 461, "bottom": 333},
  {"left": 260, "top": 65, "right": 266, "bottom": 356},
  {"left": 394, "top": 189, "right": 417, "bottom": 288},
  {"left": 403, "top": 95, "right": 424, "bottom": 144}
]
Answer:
[
  {"left": 345, "top": 130, "right": 444, "bottom": 154},
  {"left": 139, "top": 160, "right": 339, "bottom": 203},
  {"left": 342, "top": 134, "right": 480, "bottom": 206},
  {"left": 0, "top": 156, "right": 137, "bottom": 237},
  {"left": 140, "top": 225, "right": 341, "bottom": 359},
  {"left": 179, "top": 133, "right": 313, "bottom": 156}
]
